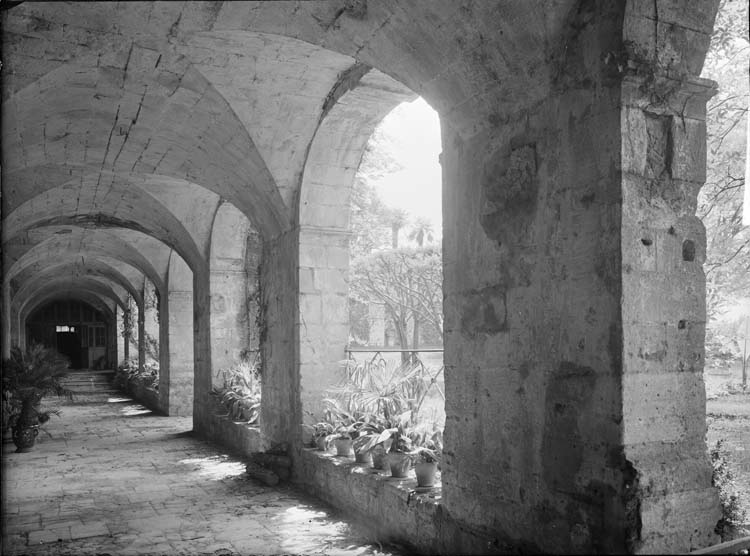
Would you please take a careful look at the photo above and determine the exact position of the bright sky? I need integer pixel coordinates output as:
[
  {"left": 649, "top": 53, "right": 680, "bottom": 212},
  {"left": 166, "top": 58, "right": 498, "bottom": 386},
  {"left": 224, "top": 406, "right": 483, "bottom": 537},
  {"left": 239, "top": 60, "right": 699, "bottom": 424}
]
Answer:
[
  {"left": 745, "top": 109, "right": 750, "bottom": 226},
  {"left": 369, "top": 97, "right": 442, "bottom": 237}
]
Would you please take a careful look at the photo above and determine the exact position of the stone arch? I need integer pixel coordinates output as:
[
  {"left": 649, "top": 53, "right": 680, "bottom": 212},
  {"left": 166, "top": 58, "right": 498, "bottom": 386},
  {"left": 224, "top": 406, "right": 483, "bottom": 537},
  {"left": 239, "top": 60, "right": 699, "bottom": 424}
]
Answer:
[
  {"left": 6, "top": 229, "right": 166, "bottom": 296},
  {"left": 292, "top": 67, "right": 417, "bottom": 423},
  {"left": 24, "top": 296, "right": 118, "bottom": 369},
  {"left": 15, "top": 277, "right": 125, "bottom": 353},
  {"left": 0, "top": 1, "right": 726, "bottom": 552},
  {"left": 208, "top": 201, "right": 259, "bottom": 377},
  {"left": 3, "top": 61, "right": 288, "bottom": 236},
  {"left": 4, "top": 182, "right": 206, "bottom": 277},
  {"left": 12, "top": 260, "right": 143, "bottom": 309}
]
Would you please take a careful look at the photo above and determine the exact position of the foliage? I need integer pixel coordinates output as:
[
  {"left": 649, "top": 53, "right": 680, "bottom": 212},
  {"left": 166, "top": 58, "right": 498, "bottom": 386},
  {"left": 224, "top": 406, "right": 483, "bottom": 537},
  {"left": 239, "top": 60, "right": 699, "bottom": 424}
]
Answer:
[
  {"left": 115, "top": 358, "right": 159, "bottom": 391},
  {"left": 699, "top": 0, "right": 749, "bottom": 328},
  {"left": 706, "top": 323, "right": 745, "bottom": 369},
  {"left": 326, "top": 357, "right": 444, "bottom": 456},
  {"left": 1, "top": 343, "right": 72, "bottom": 429},
  {"left": 350, "top": 247, "right": 443, "bottom": 351},
  {"left": 711, "top": 439, "right": 748, "bottom": 541},
  {"left": 120, "top": 294, "right": 136, "bottom": 340},
  {"left": 334, "top": 358, "right": 439, "bottom": 424},
  {"left": 209, "top": 360, "right": 261, "bottom": 424}
]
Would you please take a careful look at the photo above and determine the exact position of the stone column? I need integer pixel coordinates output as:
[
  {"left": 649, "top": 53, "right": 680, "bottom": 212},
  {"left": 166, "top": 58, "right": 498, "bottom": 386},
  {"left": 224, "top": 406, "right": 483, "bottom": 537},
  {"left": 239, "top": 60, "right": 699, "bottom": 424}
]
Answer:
[
  {"left": 298, "top": 226, "right": 350, "bottom": 419},
  {"left": 258, "top": 230, "right": 299, "bottom": 449},
  {"left": 2, "top": 285, "right": 11, "bottom": 357},
  {"left": 192, "top": 270, "right": 211, "bottom": 429},
  {"left": 116, "top": 307, "right": 125, "bottom": 365},
  {"left": 439, "top": 70, "right": 719, "bottom": 553},
  {"left": 143, "top": 282, "right": 159, "bottom": 367},
  {"left": 136, "top": 301, "right": 146, "bottom": 373},
  {"left": 159, "top": 255, "right": 194, "bottom": 417},
  {"left": 620, "top": 75, "right": 720, "bottom": 552}
]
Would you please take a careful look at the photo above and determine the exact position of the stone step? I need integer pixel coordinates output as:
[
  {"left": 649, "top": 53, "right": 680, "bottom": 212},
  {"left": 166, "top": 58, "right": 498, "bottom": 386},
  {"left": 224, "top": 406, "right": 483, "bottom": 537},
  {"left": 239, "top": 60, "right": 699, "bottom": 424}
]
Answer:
[{"left": 61, "top": 371, "right": 118, "bottom": 394}]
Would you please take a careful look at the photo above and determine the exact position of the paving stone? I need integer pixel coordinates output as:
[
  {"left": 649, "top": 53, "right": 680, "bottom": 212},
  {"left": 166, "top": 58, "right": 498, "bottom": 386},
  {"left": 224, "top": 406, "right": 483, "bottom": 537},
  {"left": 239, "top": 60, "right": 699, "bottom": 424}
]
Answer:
[{"left": 2, "top": 396, "right": 401, "bottom": 555}]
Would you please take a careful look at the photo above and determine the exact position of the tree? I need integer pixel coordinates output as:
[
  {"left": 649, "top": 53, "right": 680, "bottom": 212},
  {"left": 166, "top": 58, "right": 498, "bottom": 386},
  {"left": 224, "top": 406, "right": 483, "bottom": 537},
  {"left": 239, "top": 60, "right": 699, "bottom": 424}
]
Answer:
[
  {"left": 699, "top": 0, "right": 749, "bottom": 326},
  {"left": 408, "top": 217, "right": 435, "bottom": 247},
  {"left": 386, "top": 208, "right": 410, "bottom": 249},
  {"left": 351, "top": 246, "right": 443, "bottom": 359}
]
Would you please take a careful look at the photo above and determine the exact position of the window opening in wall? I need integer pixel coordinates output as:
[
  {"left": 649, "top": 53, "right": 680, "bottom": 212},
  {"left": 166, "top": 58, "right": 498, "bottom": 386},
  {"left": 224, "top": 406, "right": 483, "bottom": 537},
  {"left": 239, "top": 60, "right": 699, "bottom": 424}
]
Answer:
[
  {"left": 698, "top": 0, "right": 750, "bottom": 540},
  {"left": 55, "top": 325, "right": 75, "bottom": 332},
  {"left": 335, "top": 97, "right": 444, "bottom": 470}
]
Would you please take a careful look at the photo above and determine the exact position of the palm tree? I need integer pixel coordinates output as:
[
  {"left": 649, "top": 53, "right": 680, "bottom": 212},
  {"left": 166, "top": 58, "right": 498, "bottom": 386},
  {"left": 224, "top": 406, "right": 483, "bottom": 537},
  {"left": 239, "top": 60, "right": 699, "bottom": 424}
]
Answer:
[
  {"left": 2, "top": 343, "right": 72, "bottom": 432},
  {"left": 387, "top": 208, "right": 410, "bottom": 248},
  {"left": 408, "top": 217, "right": 435, "bottom": 247}
]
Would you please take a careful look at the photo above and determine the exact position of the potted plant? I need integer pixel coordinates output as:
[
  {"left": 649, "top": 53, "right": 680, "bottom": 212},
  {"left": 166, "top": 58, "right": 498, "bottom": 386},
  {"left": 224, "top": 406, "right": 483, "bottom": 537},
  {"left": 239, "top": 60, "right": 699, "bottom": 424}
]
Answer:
[
  {"left": 352, "top": 433, "right": 373, "bottom": 465},
  {"left": 386, "top": 424, "right": 413, "bottom": 478},
  {"left": 357, "top": 411, "right": 413, "bottom": 478},
  {"left": 327, "top": 423, "right": 357, "bottom": 457},
  {"left": 411, "top": 444, "right": 441, "bottom": 487},
  {"left": 2, "top": 344, "right": 72, "bottom": 453},
  {"left": 308, "top": 422, "right": 334, "bottom": 451}
]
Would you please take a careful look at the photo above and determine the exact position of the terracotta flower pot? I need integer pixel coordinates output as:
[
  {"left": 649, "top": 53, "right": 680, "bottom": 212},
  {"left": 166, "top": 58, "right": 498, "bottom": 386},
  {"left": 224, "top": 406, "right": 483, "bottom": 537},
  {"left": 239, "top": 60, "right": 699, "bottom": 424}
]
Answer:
[
  {"left": 415, "top": 461, "right": 438, "bottom": 487},
  {"left": 334, "top": 438, "right": 353, "bottom": 457},
  {"left": 388, "top": 451, "right": 412, "bottom": 478},
  {"left": 354, "top": 450, "right": 372, "bottom": 466},
  {"left": 371, "top": 445, "right": 389, "bottom": 470},
  {"left": 315, "top": 436, "right": 328, "bottom": 451},
  {"left": 12, "top": 424, "right": 39, "bottom": 453}
]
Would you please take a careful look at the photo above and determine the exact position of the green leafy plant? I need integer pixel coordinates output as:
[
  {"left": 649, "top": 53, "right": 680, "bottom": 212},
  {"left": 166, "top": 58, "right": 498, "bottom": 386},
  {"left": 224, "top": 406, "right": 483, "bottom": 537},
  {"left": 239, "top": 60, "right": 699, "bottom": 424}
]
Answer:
[
  {"left": 408, "top": 422, "right": 443, "bottom": 464},
  {"left": 115, "top": 359, "right": 159, "bottom": 391},
  {"left": 334, "top": 357, "right": 438, "bottom": 426},
  {"left": 356, "top": 409, "right": 413, "bottom": 454},
  {"left": 209, "top": 360, "right": 262, "bottom": 424},
  {"left": 711, "top": 439, "right": 748, "bottom": 541},
  {"left": 1, "top": 343, "right": 73, "bottom": 430}
]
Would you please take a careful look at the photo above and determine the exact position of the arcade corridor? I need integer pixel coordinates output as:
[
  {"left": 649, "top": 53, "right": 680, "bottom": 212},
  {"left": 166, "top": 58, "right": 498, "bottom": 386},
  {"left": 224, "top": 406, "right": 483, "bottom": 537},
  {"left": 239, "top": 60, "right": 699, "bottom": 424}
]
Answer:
[{"left": 1, "top": 395, "right": 399, "bottom": 556}]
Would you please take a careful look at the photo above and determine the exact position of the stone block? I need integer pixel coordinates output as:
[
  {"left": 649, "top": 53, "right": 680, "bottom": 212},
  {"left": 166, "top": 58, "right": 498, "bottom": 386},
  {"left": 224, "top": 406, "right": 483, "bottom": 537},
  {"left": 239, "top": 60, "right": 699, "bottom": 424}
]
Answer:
[
  {"left": 312, "top": 268, "right": 347, "bottom": 293},
  {"left": 623, "top": 372, "right": 706, "bottom": 444},
  {"left": 621, "top": 106, "right": 648, "bottom": 176},
  {"left": 671, "top": 118, "right": 707, "bottom": 183}
]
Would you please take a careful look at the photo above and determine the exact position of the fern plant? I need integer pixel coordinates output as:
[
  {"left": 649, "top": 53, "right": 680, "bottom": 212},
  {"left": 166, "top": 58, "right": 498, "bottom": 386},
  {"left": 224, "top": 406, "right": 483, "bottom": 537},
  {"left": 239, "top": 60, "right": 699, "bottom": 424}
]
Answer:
[
  {"left": 2, "top": 343, "right": 73, "bottom": 429},
  {"left": 210, "top": 360, "right": 262, "bottom": 424}
]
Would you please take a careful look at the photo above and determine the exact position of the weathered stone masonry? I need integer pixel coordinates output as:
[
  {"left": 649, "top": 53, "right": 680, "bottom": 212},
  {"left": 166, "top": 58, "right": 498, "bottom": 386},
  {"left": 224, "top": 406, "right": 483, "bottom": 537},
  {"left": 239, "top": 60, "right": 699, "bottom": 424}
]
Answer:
[{"left": 1, "top": 1, "right": 722, "bottom": 553}]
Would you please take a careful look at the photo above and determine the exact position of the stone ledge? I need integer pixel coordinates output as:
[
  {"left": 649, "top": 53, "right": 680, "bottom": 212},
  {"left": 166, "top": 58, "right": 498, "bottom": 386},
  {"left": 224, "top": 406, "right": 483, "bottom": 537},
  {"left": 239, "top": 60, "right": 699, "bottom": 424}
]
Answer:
[
  {"left": 122, "top": 380, "right": 162, "bottom": 415},
  {"left": 201, "top": 412, "right": 262, "bottom": 458},
  {"left": 293, "top": 448, "right": 511, "bottom": 555}
]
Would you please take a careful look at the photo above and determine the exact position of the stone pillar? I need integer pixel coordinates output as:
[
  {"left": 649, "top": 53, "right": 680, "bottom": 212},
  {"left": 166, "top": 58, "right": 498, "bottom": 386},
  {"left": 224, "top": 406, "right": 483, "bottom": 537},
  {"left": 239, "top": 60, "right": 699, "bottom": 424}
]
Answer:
[
  {"left": 298, "top": 226, "right": 350, "bottom": 419},
  {"left": 258, "top": 230, "right": 299, "bottom": 449},
  {"left": 108, "top": 318, "right": 117, "bottom": 368},
  {"left": 136, "top": 301, "right": 146, "bottom": 373},
  {"left": 439, "top": 71, "right": 719, "bottom": 555},
  {"left": 159, "top": 255, "right": 194, "bottom": 417},
  {"left": 116, "top": 307, "right": 125, "bottom": 365},
  {"left": 192, "top": 270, "right": 211, "bottom": 429},
  {"left": 2, "top": 285, "right": 11, "bottom": 358},
  {"left": 123, "top": 314, "right": 130, "bottom": 363},
  {"left": 143, "top": 282, "right": 159, "bottom": 367},
  {"left": 620, "top": 75, "right": 720, "bottom": 552}
]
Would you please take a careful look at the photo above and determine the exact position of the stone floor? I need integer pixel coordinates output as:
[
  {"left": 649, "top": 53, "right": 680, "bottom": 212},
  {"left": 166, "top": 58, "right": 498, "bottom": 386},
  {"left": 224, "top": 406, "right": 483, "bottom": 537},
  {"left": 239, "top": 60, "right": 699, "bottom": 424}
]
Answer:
[{"left": 1, "top": 395, "right": 401, "bottom": 555}]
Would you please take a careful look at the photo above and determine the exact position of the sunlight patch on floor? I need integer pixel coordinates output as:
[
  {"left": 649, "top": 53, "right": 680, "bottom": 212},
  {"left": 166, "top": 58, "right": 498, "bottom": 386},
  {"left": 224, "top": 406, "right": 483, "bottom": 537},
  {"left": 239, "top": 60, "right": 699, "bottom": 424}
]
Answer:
[
  {"left": 177, "top": 454, "right": 245, "bottom": 479},
  {"left": 120, "top": 404, "right": 152, "bottom": 416}
]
